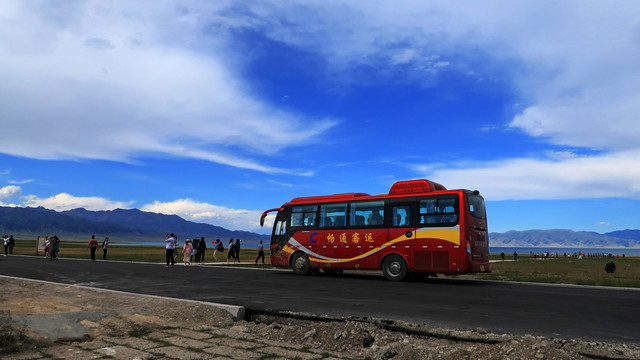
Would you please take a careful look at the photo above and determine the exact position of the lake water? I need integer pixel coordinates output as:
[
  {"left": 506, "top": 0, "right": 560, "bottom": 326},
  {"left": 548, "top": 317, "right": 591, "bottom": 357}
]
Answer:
[{"left": 490, "top": 246, "right": 640, "bottom": 257}]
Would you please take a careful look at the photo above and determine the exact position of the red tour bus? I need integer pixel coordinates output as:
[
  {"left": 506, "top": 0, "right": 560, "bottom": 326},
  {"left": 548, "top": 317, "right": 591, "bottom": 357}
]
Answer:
[{"left": 260, "top": 179, "right": 490, "bottom": 281}]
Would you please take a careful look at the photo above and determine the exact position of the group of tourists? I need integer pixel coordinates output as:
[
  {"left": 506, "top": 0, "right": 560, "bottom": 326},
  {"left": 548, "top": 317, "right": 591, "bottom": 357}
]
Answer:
[
  {"left": 164, "top": 234, "right": 266, "bottom": 266},
  {"left": 26, "top": 232, "right": 266, "bottom": 266},
  {"left": 43, "top": 236, "right": 61, "bottom": 260},
  {"left": 179, "top": 236, "right": 210, "bottom": 266},
  {"left": 226, "top": 238, "right": 241, "bottom": 264},
  {"left": 164, "top": 233, "right": 220, "bottom": 266}
]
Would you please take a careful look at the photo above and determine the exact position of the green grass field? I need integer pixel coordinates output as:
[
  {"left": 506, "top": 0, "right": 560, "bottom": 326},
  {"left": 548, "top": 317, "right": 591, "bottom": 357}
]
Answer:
[
  {"left": 460, "top": 254, "right": 640, "bottom": 288},
  {"left": 7, "top": 239, "right": 270, "bottom": 265},
  {"left": 5, "top": 239, "right": 639, "bottom": 287}
]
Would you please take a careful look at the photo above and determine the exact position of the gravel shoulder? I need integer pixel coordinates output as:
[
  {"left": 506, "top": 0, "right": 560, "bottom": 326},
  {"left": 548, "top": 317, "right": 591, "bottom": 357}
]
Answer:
[{"left": 1, "top": 276, "right": 638, "bottom": 360}]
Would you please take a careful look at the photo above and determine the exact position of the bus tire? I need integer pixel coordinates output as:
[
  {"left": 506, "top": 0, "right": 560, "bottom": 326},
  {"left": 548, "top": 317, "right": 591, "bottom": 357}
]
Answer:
[
  {"left": 291, "top": 252, "right": 311, "bottom": 275},
  {"left": 382, "top": 254, "right": 408, "bottom": 281}
]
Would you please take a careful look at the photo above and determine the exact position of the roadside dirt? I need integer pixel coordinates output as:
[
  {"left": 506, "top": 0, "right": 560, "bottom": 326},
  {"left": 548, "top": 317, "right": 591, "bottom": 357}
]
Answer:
[{"left": 1, "top": 277, "right": 638, "bottom": 359}]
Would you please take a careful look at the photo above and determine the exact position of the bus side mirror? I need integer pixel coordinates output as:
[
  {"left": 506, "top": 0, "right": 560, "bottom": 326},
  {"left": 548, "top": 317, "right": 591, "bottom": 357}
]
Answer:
[{"left": 260, "top": 213, "right": 267, "bottom": 227}]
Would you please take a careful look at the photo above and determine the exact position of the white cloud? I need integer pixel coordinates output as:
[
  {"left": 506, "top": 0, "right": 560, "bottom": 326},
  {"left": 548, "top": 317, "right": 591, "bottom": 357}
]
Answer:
[
  {"left": 1, "top": 186, "right": 266, "bottom": 232},
  {"left": 141, "top": 198, "right": 266, "bottom": 232},
  {"left": 391, "top": 49, "right": 418, "bottom": 65},
  {"left": 223, "top": 1, "right": 640, "bottom": 152},
  {"left": 8, "top": 179, "right": 35, "bottom": 185},
  {"left": 23, "top": 193, "right": 133, "bottom": 211},
  {"left": 3, "top": 1, "right": 640, "bottom": 204},
  {"left": 0, "top": 1, "right": 336, "bottom": 173},
  {"left": 0, "top": 185, "right": 21, "bottom": 200},
  {"left": 228, "top": 1, "right": 640, "bottom": 200},
  {"left": 420, "top": 149, "right": 640, "bottom": 201}
]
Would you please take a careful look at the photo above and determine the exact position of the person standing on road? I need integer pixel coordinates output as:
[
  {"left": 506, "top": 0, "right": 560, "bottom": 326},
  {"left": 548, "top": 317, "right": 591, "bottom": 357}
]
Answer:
[
  {"left": 212, "top": 239, "right": 222, "bottom": 261},
  {"left": 3, "top": 235, "right": 8, "bottom": 256},
  {"left": 255, "top": 241, "right": 265, "bottom": 264},
  {"left": 198, "top": 237, "right": 207, "bottom": 264},
  {"left": 102, "top": 237, "right": 109, "bottom": 260},
  {"left": 50, "top": 236, "right": 60, "bottom": 261},
  {"left": 234, "top": 238, "right": 241, "bottom": 263},
  {"left": 182, "top": 239, "right": 193, "bottom": 266},
  {"left": 192, "top": 237, "right": 200, "bottom": 263},
  {"left": 226, "top": 238, "right": 236, "bottom": 264},
  {"left": 43, "top": 237, "right": 51, "bottom": 259},
  {"left": 88, "top": 235, "right": 98, "bottom": 261},
  {"left": 165, "top": 233, "right": 177, "bottom": 267},
  {"left": 8, "top": 235, "right": 15, "bottom": 254}
]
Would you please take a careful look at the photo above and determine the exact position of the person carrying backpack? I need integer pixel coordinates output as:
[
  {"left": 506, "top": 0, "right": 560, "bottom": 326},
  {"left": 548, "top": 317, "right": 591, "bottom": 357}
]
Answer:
[{"left": 212, "top": 239, "right": 223, "bottom": 261}]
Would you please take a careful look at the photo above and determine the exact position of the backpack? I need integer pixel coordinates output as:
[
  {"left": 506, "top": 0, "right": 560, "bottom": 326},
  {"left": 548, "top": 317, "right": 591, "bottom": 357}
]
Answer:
[{"left": 218, "top": 243, "right": 224, "bottom": 252}]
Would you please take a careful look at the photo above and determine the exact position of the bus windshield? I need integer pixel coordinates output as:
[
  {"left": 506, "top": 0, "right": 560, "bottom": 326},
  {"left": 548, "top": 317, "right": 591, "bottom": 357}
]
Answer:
[{"left": 467, "top": 192, "right": 486, "bottom": 219}]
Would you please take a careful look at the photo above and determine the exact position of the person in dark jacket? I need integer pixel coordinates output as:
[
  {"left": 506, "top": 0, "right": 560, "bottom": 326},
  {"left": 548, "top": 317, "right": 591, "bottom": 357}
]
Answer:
[
  {"left": 197, "top": 237, "right": 207, "bottom": 263},
  {"left": 226, "top": 238, "right": 236, "bottom": 264},
  {"left": 8, "top": 235, "right": 15, "bottom": 254},
  {"left": 102, "top": 237, "right": 109, "bottom": 260},
  {"left": 234, "top": 238, "right": 241, "bottom": 262},
  {"left": 192, "top": 237, "right": 200, "bottom": 263}
]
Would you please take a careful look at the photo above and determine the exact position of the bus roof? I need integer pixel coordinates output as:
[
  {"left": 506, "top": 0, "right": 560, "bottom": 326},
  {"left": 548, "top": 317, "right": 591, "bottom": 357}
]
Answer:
[
  {"left": 290, "top": 192, "right": 370, "bottom": 204},
  {"left": 285, "top": 179, "right": 449, "bottom": 206}
]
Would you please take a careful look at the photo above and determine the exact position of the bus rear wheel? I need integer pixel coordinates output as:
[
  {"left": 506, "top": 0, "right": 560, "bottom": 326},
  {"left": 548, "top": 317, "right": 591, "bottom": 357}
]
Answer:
[
  {"left": 382, "top": 254, "right": 408, "bottom": 281},
  {"left": 291, "top": 252, "right": 311, "bottom": 275}
]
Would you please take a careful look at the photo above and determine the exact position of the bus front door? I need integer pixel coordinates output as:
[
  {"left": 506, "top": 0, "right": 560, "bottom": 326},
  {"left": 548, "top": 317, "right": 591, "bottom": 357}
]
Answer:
[{"left": 386, "top": 201, "right": 417, "bottom": 261}]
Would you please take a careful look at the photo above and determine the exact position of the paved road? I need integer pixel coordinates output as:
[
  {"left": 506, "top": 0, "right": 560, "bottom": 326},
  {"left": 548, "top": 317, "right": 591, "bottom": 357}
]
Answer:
[{"left": 2, "top": 255, "right": 638, "bottom": 343}]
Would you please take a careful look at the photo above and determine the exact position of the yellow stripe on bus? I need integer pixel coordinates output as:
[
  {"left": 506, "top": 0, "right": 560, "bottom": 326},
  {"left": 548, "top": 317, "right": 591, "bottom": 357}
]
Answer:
[
  {"left": 415, "top": 227, "right": 460, "bottom": 246},
  {"left": 281, "top": 226, "right": 461, "bottom": 264}
]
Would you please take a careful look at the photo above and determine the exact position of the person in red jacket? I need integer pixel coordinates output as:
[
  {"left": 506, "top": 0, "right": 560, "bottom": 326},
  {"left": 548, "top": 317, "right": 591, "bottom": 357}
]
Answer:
[{"left": 88, "top": 235, "right": 98, "bottom": 261}]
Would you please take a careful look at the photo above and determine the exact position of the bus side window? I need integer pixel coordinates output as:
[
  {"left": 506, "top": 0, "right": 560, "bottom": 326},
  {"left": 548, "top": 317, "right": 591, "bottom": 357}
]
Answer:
[
  {"left": 291, "top": 205, "right": 317, "bottom": 227},
  {"left": 392, "top": 205, "right": 411, "bottom": 227},
  {"left": 420, "top": 197, "right": 458, "bottom": 226},
  {"left": 349, "top": 201, "right": 384, "bottom": 227},
  {"left": 321, "top": 203, "right": 347, "bottom": 228}
]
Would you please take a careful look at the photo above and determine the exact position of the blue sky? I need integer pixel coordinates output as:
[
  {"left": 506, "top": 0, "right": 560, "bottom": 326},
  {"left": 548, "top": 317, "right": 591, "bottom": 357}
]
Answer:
[{"left": 1, "top": 1, "right": 640, "bottom": 235}]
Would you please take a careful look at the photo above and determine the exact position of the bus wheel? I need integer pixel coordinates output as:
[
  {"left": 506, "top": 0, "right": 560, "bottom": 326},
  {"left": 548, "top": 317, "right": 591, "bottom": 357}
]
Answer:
[
  {"left": 382, "top": 254, "right": 407, "bottom": 281},
  {"left": 291, "top": 252, "right": 311, "bottom": 275}
]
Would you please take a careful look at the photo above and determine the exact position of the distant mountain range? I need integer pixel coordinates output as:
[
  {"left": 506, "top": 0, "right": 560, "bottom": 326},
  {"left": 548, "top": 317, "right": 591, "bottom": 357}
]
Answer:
[
  {"left": 490, "top": 229, "right": 640, "bottom": 248},
  {"left": 0, "top": 206, "right": 269, "bottom": 243},
  {"left": 1, "top": 206, "right": 639, "bottom": 248}
]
